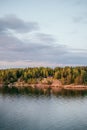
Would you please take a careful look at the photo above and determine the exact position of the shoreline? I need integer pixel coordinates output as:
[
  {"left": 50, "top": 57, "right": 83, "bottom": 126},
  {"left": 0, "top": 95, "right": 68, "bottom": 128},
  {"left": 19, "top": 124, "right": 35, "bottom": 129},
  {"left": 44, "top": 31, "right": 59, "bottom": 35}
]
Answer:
[
  {"left": 1, "top": 77, "right": 87, "bottom": 92},
  {"left": 1, "top": 83, "right": 87, "bottom": 91},
  {"left": 63, "top": 85, "right": 87, "bottom": 90}
]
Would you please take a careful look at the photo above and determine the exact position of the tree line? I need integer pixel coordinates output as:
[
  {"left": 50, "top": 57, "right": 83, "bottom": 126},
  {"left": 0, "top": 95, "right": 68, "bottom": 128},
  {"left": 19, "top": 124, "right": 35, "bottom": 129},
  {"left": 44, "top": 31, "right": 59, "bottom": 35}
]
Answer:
[{"left": 0, "top": 66, "right": 87, "bottom": 85}]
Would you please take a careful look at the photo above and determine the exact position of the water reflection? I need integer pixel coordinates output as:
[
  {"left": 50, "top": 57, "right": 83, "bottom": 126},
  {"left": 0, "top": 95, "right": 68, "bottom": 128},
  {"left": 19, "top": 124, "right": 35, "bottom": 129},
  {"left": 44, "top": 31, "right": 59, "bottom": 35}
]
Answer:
[
  {"left": 0, "top": 90, "right": 87, "bottom": 130},
  {"left": 1, "top": 86, "right": 87, "bottom": 97}
]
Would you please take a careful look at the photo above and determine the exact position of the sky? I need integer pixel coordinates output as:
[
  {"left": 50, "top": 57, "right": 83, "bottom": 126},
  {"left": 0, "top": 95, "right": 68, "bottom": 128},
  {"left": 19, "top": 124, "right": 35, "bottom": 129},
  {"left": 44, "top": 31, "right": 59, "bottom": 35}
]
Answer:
[{"left": 0, "top": 0, "right": 87, "bottom": 68}]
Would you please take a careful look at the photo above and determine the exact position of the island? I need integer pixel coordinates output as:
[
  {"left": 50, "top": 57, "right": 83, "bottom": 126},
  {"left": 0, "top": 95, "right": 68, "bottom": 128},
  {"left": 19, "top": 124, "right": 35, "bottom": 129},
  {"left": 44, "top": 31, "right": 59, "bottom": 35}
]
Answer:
[{"left": 0, "top": 66, "right": 87, "bottom": 94}]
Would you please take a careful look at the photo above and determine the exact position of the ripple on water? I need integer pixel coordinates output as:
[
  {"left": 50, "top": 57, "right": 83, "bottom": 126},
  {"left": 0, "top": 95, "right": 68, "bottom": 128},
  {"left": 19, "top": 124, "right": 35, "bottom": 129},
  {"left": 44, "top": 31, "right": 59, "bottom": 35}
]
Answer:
[{"left": 0, "top": 94, "right": 87, "bottom": 130}]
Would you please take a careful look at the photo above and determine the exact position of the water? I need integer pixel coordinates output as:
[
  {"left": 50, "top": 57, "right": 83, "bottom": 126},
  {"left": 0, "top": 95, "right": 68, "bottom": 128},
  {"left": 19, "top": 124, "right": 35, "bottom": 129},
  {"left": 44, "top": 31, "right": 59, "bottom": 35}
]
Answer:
[{"left": 0, "top": 93, "right": 87, "bottom": 130}]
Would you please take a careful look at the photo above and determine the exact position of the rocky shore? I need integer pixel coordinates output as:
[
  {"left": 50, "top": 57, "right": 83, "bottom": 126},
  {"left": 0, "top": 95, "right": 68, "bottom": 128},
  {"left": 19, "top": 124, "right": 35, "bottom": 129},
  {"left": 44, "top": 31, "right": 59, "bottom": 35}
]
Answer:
[{"left": 1, "top": 77, "right": 87, "bottom": 92}]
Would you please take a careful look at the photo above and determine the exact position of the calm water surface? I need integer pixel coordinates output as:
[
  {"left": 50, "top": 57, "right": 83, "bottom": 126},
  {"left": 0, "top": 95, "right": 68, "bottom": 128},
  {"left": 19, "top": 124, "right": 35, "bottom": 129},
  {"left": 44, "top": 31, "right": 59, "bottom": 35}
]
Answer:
[{"left": 0, "top": 93, "right": 87, "bottom": 130}]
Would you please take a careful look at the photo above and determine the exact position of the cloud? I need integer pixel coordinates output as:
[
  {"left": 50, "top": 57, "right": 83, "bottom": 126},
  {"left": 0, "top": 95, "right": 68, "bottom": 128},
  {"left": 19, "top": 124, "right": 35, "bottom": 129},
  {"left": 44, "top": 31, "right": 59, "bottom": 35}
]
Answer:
[
  {"left": 0, "top": 15, "right": 87, "bottom": 68},
  {"left": 0, "top": 32, "right": 87, "bottom": 66},
  {"left": 73, "top": 16, "right": 84, "bottom": 23},
  {"left": 74, "top": 0, "right": 87, "bottom": 6},
  {"left": 0, "top": 15, "right": 39, "bottom": 34},
  {"left": 0, "top": 33, "right": 68, "bottom": 62},
  {"left": 34, "top": 33, "right": 56, "bottom": 44},
  {"left": 73, "top": 15, "right": 87, "bottom": 24}
]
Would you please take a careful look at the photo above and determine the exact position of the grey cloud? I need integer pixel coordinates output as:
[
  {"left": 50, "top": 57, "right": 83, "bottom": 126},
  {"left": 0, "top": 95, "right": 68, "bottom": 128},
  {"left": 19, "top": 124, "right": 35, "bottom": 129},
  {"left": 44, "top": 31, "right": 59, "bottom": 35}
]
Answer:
[
  {"left": 0, "top": 33, "right": 87, "bottom": 65},
  {"left": 73, "top": 14, "right": 87, "bottom": 24},
  {"left": 0, "top": 15, "right": 87, "bottom": 66},
  {"left": 73, "top": 16, "right": 84, "bottom": 23},
  {"left": 35, "top": 33, "right": 56, "bottom": 44},
  {"left": 0, "top": 35, "right": 22, "bottom": 50},
  {"left": 75, "top": 0, "right": 87, "bottom": 6},
  {"left": 0, "top": 34, "right": 67, "bottom": 61},
  {"left": 0, "top": 15, "right": 39, "bottom": 33}
]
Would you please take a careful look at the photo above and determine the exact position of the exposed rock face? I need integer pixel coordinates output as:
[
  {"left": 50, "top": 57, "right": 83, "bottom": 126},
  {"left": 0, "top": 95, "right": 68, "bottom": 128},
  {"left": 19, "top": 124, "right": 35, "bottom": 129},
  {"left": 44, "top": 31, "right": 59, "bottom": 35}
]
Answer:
[
  {"left": 51, "top": 79, "right": 62, "bottom": 87},
  {"left": 1, "top": 77, "right": 87, "bottom": 92},
  {"left": 0, "top": 83, "right": 3, "bottom": 88},
  {"left": 64, "top": 85, "right": 87, "bottom": 90}
]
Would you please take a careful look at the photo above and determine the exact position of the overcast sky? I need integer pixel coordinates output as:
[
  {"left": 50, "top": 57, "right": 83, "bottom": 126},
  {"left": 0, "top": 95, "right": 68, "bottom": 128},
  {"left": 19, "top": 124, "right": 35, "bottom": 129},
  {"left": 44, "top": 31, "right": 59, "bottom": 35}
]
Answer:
[{"left": 0, "top": 0, "right": 87, "bottom": 68}]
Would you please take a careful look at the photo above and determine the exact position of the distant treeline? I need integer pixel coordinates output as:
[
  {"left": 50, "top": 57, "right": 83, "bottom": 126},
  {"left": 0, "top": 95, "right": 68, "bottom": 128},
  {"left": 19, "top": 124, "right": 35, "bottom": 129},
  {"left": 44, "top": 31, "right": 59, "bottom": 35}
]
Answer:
[{"left": 0, "top": 66, "right": 87, "bottom": 85}]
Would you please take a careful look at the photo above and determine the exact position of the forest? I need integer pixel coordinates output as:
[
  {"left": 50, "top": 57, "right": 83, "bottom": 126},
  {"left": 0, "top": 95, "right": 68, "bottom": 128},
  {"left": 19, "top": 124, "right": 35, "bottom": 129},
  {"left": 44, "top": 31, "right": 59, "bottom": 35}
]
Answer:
[{"left": 0, "top": 66, "right": 87, "bottom": 85}]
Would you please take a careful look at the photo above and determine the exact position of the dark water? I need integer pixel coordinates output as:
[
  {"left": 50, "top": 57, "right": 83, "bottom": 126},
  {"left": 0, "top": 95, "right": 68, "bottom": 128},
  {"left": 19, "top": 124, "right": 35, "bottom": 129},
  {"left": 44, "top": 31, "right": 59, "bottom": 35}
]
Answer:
[{"left": 0, "top": 92, "right": 87, "bottom": 130}]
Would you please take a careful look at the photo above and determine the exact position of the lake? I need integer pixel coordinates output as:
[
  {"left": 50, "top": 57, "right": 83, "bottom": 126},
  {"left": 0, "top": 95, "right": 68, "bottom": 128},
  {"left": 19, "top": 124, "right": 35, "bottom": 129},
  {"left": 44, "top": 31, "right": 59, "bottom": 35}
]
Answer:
[{"left": 0, "top": 92, "right": 87, "bottom": 130}]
